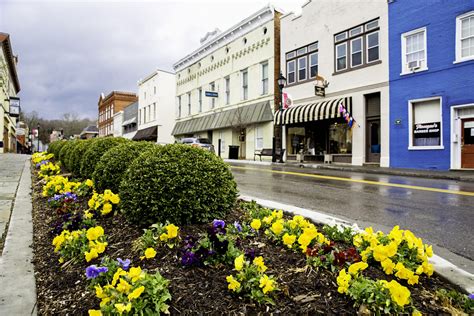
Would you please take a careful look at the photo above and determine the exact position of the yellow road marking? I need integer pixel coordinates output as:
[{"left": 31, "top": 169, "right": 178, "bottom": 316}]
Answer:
[{"left": 230, "top": 166, "right": 474, "bottom": 196}]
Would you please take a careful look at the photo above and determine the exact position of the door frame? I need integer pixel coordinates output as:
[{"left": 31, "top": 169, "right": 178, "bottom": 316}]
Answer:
[
  {"left": 461, "top": 117, "right": 474, "bottom": 168},
  {"left": 450, "top": 103, "right": 474, "bottom": 169}
]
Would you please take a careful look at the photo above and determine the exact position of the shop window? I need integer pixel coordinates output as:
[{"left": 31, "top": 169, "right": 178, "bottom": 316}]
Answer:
[
  {"left": 409, "top": 98, "right": 443, "bottom": 149},
  {"left": 256, "top": 126, "right": 263, "bottom": 149},
  {"left": 329, "top": 122, "right": 352, "bottom": 154}
]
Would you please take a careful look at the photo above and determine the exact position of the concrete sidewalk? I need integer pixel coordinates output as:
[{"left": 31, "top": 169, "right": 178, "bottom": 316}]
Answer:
[
  {"left": 225, "top": 158, "right": 474, "bottom": 182},
  {"left": 0, "top": 154, "right": 36, "bottom": 315}
]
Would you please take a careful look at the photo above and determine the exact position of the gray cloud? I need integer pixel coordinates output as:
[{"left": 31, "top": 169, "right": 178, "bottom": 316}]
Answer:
[{"left": 0, "top": 0, "right": 304, "bottom": 120}]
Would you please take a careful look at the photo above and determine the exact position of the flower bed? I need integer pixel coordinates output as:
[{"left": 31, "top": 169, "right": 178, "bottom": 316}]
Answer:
[{"left": 30, "top": 151, "right": 473, "bottom": 315}]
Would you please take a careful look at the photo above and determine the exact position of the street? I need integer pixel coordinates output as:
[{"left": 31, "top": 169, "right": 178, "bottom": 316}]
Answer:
[{"left": 229, "top": 163, "right": 474, "bottom": 273}]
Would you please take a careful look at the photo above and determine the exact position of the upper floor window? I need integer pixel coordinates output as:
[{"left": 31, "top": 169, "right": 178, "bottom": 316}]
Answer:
[
  {"left": 154, "top": 86, "right": 157, "bottom": 94},
  {"left": 401, "top": 27, "right": 427, "bottom": 75},
  {"left": 198, "top": 88, "right": 202, "bottom": 112},
  {"left": 225, "top": 77, "right": 230, "bottom": 104},
  {"left": 242, "top": 70, "right": 248, "bottom": 100},
  {"left": 187, "top": 92, "right": 191, "bottom": 115},
  {"left": 178, "top": 96, "right": 182, "bottom": 118},
  {"left": 285, "top": 41, "right": 318, "bottom": 85},
  {"left": 261, "top": 62, "right": 269, "bottom": 95},
  {"left": 210, "top": 82, "right": 216, "bottom": 108},
  {"left": 334, "top": 18, "right": 380, "bottom": 73},
  {"left": 456, "top": 11, "right": 474, "bottom": 62}
]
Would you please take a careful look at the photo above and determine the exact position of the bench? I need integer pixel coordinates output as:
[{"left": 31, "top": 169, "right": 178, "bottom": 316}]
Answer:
[{"left": 254, "top": 148, "right": 285, "bottom": 161}]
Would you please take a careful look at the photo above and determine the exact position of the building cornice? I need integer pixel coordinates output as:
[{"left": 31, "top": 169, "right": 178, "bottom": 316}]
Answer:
[
  {"left": 138, "top": 69, "right": 175, "bottom": 86},
  {"left": 0, "top": 32, "right": 20, "bottom": 93},
  {"left": 173, "top": 4, "right": 280, "bottom": 72}
]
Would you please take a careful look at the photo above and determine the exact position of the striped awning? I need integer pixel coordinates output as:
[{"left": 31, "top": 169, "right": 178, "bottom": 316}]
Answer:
[{"left": 274, "top": 97, "right": 352, "bottom": 125}]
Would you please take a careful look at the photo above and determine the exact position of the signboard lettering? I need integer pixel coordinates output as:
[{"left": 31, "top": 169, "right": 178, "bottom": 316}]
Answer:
[
  {"left": 314, "top": 86, "right": 325, "bottom": 97},
  {"left": 205, "top": 91, "right": 218, "bottom": 98},
  {"left": 413, "top": 121, "right": 440, "bottom": 139}
]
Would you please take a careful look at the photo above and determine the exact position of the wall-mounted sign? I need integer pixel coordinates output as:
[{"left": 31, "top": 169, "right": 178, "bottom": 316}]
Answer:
[
  {"left": 9, "top": 97, "right": 20, "bottom": 117},
  {"left": 205, "top": 91, "right": 218, "bottom": 98},
  {"left": 413, "top": 121, "right": 440, "bottom": 139},
  {"left": 315, "top": 86, "right": 325, "bottom": 97},
  {"left": 395, "top": 119, "right": 402, "bottom": 125}
]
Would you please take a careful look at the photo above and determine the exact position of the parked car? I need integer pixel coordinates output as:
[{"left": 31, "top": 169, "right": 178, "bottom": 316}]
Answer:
[{"left": 181, "top": 137, "right": 215, "bottom": 153}]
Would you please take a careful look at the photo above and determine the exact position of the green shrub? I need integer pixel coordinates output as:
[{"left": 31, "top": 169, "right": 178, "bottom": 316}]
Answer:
[
  {"left": 80, "top": 137, "right": 130, "bottom": 179},
  {"left": 62, "top": 140, "right": 83, "bottom": 171},
  {"left": 119, "top": 144, "right": 238, "bottom": 226},
  {"left": 58, "top": 140, "right": 76, "bottom": 167},
  {"left": 92, "top": 141, "right": 156, "bottom": 193},
  {"left": 53, "top": 141, "right": 68, "bottom": 160},
  {"left": 47, "top": 141, "right": 59, "bottom": 155},
  {"left": 69, "top": 138, "right": 97, "bottom": 177}
]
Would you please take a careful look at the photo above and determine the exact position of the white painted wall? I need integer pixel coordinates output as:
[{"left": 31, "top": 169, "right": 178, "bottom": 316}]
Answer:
[
  {"left": 138, "top": 70, "right": 176, "bottom": 144},
  {"left": 113, "top": 111, "right": 123, "bottom": 138},
  {"left": 281, "top": 0, "right": 389, "bottom": 166}
]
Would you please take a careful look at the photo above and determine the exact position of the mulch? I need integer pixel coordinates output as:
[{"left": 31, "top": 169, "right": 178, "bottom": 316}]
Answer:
[{"left": 30, "top": 172, "right": 461, "bottom": 315}]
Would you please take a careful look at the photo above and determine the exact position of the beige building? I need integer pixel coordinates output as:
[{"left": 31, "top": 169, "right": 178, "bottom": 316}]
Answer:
[
  {"left": 0, "top": 33, "right": 21, "bottom": 153},
  {"left": 172, "top": 5, "right": 283, "bottom": 159}
]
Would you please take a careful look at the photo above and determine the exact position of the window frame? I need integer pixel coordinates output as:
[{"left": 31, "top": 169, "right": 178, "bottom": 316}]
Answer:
[
  {"left": 350, "top": 37, "right": 363, "bottom": 68},
  {"left": 335, "top": 42, "right": 348, "bottom": 71},
  {"left": 241, "top": 69, "right": 248, "bottom": 101},
  {"left": 286, "top": 60, "right": 296, "bottom": 84},
  {"left": 255, "top": 126, "right": 264, "bottom": 150},
  {"left": 297, "top": 56, "right": 307, "bottom": 82},
  {"left": 366, "top": 31, "right": 379, "bottom": 64},
  {"left": 309, "top": 52, "right": 318, "bottom": 79},
  {"left": 178, "top": 96, "right": 182, "bottom": 118},
  {"left": 261, "top": 62, "right": 269, "bottom": 95},
  {"left": 285, "top": 41, "right": 318, "bottom": 86},
  {"left": 187, "top": 92, "right": 191, "bottom": 115},
  {"left": 455, "top": 10, "right": 474, "bottom": 63},
  {"left": 225, "top": 77, "right": 230, "bottom": 104},
  {"left": 210, "top": 82, "right": 216, "bottom": 108},
  {"left": 401, "top": 27, "right": 428, "bottom": 75},
  {"left": 408, "top": 96, "right": 444, "bottom": 150},
  {"left": 198, "top": 88, "right": 202, "bottom": 112}
]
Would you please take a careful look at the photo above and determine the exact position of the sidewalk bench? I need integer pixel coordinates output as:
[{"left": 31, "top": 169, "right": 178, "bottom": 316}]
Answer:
[{"left": 254, "top": 148, "right": 285, "bottom": 161}]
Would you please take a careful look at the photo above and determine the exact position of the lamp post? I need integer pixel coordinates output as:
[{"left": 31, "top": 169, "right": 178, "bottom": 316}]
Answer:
[
  {"left": 277, "top": 72, "right": 287, "bottom": 163},
  {"left": 37, "top": 123, "right": 40, "bottom": 152}
]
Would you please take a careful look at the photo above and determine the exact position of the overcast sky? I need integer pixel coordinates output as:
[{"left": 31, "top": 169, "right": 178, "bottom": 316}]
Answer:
[{"left": 1, "top": 0, "right": 305, "bottom": 120}]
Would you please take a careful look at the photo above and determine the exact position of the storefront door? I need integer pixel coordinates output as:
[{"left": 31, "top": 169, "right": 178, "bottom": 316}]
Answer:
[
  {"left": 366, "top": 119, "right": 380, "bottom": 163},
  {"left": 461, "top": 118, "right": 474, "bottom": 168}
]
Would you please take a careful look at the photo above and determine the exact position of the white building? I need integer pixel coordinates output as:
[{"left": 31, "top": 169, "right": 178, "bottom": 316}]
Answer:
[
  {"left": 279, "top": 0, "right": 389, "bottom": 166},
  {"left": 172, "top": 5, "right": 283, "bottom": 159},
  {"left": 113, "top": 111, "right": 123, "bottom": 137},
  {"left": 135, "top": 70, "right": 176, "bottom": 143}
]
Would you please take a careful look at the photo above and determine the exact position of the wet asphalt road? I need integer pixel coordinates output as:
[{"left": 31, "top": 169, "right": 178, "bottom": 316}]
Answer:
[{"left": 229, "top": 163, "right": 474, "bottom": 273}]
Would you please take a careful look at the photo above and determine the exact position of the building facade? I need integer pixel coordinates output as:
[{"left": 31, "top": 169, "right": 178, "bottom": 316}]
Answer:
[
  {"left": 97, "top": 91, "right": 137, "bottom": 137},
  {"left": 135, "top": 70, "right": 175, "bottom": 143},
  {"left": 80, "top": 125, "right": 99, "bottom": 139},
  {"left": 0, "top": 33, "right": 21, "bottom": 154},
  {"left": 279, "top": 0, "right": 389, "bottom": 166},
  {"left": 389, "top": 1, "right": 474, "bottom": 170},
  {"left": 121, "top": 101, "right": 138, "bottom": 139},
  {"left": 172, "top": 5, "right": 282, "bottom": 159}
]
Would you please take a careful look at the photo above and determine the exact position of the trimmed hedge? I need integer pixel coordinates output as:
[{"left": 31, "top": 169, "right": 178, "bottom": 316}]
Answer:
[
  {"left": 69, "top": 138, "right": 97, "bottom": 177},
  {"left": 92, "top": 141, "right": 156, "bottom": 193},
  {"left": 80, "top": 137, "right": 130, "bottom": 179},
  {"left": 48, "top": 140, "right": 66, "bottom": 159},
  {"left": 62, "top": 140, "right": 83, "bottom": 171},
  {"left": 119, "top": 144, "right": 238, "bottom": 226},
  {"left": 58, "top": 140, "right": 77, "bottom": 167}
]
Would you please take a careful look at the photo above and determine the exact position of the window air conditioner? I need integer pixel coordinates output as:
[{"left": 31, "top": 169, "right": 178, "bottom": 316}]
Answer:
[{"left": 407, "top": 60, "right": 422, "bottom": 71}]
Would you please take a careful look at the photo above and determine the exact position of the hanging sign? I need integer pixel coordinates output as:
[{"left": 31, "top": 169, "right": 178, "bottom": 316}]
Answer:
[
  {"left": 413, "top": 122, "right": 441, "bottom": 138},
  {"left": 315, "top": 86, "right": 325, "bottom": 97},
  {"left": 205, "top": 91, "right": 218, "bottom": 98},
  {"left": 9, "top": 97, "right": 20, "bottom": 117}
]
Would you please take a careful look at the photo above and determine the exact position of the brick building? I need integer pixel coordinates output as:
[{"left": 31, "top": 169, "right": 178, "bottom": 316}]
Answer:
[{"left": 97, "top": 91, "right": 137, "bottom": 137}]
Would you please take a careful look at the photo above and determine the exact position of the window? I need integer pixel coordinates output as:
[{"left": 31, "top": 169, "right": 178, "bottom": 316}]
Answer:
[
  {"left": 242, "top": 70, "right": 248, "bottom": 100},
  {"left": 154, "top": 86, "right": 156, "bottom": 94},
  {"left": 210, "top": 82, "right": 216, "bottom": 108},
  {"left": 225, "top": 77, "right": 230, "bottom": 104},
  {"left": 138, "top": 109, "right": 141, "bottom": 125},
  {"left": 261, "top": 62, "right": 268, "bottom": 95},
  {"left": 336, "top": 43, "right": 347, "bottom": 71},
  {"left": 178, "top": 96, "right": 181, "bottom": 118},
  {"left": 297, "top": 57, "right": 307, "bottom": 81},
  {"left": 334, "top": 18, "right": 380, "bottom": 72},
  {"left": 143, "top": 107, "right": 147, "bottom": 123},
  {"left": 188, "top": 92, "right": 191, "bottom": 115},
  {"left": 144, "top": 92, "right": 146, "bottom": 99},
  {"left": 456, "top": 11, "right": 474, "bottom": 62},
  {"left": 152, "top": 103, "right": 156, "bottom": 121},
  {"left": 285, "top": 41, "right": 318, "bottom": 85},
  {"left": 255, "top": 126, "right": 263, "bottom": 149},
  {"left": 309, "top": 52, "right": 318, "bottom": 78},
  {"left": 409, "top": 97, "right": 443, "bottom": 149},
  {"left": 198, "top": 88, "right": 202, "bottom": 112},
  {"left": 287, "top": 60, "right": 296, "bottom": 84},
  {"left": 351, "top": 37, "right": 363, "bottom": 67},
  {"left": 401, "top": 27, "right": 427, "bottom": 74}
]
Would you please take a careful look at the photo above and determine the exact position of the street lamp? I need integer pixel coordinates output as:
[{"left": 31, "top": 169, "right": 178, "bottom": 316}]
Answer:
[
  {"left": 277, "top": 72, "right": 287, "bottom": 163},
  {"left": 37, "top": 123, "right": 40, "bottom": 152}
]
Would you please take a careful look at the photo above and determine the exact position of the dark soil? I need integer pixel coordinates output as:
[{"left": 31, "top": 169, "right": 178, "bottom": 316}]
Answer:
[{"left": 31, "top": 172, "right": 462, "bottom": 315}]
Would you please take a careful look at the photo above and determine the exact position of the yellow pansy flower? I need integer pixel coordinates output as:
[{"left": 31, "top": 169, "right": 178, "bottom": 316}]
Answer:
[
  {"left": 336, "top": 269, "right": 351, "bottom": 294},
  {"left": 166, "top": 224, "right": 179, "bottom": 239},
  {"left": 128, "top": 266, "right": 142, "bottom": 282},
  {"left": 142, "top": 248, "right": 156, "bottom": 260},
  {"left": 348, "top": 262, "right": 368, "bottom": 276},
  {"left": 101, "top": 203, "right": 112, "bottom": 215},
  {"left": 253, "top": 256, "right": 267, "bottom": 273},
  {"left": 234, "top": 254, "right": 245, "bottom": 271},
  {"left": 88, "top": 310, "right": 102, "bottom": 316},
  {"left": 116, "top": 278, "right": 132, "bottom": 293},
  {"left": 259, "top": 274, "right": 275, "bottom": 294},
  {"left": 109, "top": 193, "right": 120, "bottom": 204},
  {"left": 270, "top": 220, "right": 284, "bottom": 235},
  {"left": 114, "top": 302, "right": 132, "bottom": 315},
  {"left": 95, "top": 285, "right": 107, "bottom": 299},
  {"left": 85, "top": 179, "right": 94, "bottom": 187},
  {"left": 282, "top": 233, "right": 296, "bottom": 248},
  {"left": 226, "top": 275, "right": 241, "bottom": 291},
  {"left": 128, "top": 286, "right": 145, "bottom": 300},
  {"left": 250, "top": 219, "right": 261, "bottom": 230},
  {"left": 86, "top": 226, "right": 104, "bottom": 241},
  {"left": 85, "top": 248, "right": 99, "bottom": 262},
  {"left": 100, "top": 297, "right": 111, "bottom": 308},
  {"left": 111, "top": 268, "right": 127, "bottom": 286}
]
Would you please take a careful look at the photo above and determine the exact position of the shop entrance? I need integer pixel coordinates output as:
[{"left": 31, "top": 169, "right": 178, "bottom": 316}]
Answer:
[
  {"left": 365, "top": 93, "right": 381, "bottom": 163},
  {"left": 461, "top": 118, "right": 474, "bottom": 168}
]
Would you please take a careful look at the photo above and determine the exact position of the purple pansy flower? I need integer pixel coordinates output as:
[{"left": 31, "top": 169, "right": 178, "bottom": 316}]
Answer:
[
  {"left": 212, "top": 219, "right": 225, "bottom": 229},
  {"left": 469, "top": 293, "right": 474, "bottom": 300},
  {"left": 85, "top": 265, "right": 108, "bottom": 279},
  {"left": 117, "top": 258, "right": 131, "bottom": 271},
  {"left": 233, "top": 221, "right": 242, "bottom": 232}
]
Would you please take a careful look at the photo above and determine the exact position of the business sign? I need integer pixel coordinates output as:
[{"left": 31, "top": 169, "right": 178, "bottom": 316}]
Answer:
[
  {"left": 413, "top": 121, "right": 440, "bottom": 138},
  {"left": 205, "top": 91, "right": 218, "bottom": 98},
  {"left": 315, "top": 86, "right": 325, "bottom": 97},
  {"left": 9, "top": 97, "right": 20, "bottom": 117}
]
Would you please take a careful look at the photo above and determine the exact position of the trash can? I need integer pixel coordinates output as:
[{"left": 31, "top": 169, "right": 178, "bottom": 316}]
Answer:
[{"left": 228, "top": 145, "right": 239, "bottom": 159}]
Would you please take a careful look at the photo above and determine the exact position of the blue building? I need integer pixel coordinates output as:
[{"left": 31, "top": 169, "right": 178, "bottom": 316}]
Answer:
[{"left": 389, "top": 0, "right": 474, "bottom": 170}]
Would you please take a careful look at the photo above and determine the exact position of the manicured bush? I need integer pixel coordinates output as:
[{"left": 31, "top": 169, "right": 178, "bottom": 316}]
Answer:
[
  {"left": 69, "top": 138, "right": 97, "bottom": 177},
  {"left": 80, "top": 137, "right": 130, "bottom": 179},
  {"left": 92, "top": 141, "right": 156, "bottom": 193},
  {"left": 48, "top": 140, "right": 66, "bottom": 158},
  {"left": 63, "top": 140, "right": 84, "bottom": 171},
  {"left": 58, "top": 140, "right": 77, "bottom": 168},
  {"left": 47, "top": 141, "right": 59, "bottom": 155},
  {"left": 119, "top": 144, "right": 238, "bottom": 226}
]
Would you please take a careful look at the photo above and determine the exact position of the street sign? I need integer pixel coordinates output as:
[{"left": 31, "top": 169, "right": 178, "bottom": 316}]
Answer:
[{"left": 205, "top": 91, "right": 218, "bottom": 98}]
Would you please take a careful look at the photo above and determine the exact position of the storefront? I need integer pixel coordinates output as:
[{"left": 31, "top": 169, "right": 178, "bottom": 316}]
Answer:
[{"left": 275, "top": 97, "right": 353, "bottom": 163}]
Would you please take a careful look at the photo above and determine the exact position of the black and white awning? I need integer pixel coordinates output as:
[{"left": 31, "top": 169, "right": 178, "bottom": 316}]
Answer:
[{"left": 274, "top": 97, "right": 352, "bottom": 125}]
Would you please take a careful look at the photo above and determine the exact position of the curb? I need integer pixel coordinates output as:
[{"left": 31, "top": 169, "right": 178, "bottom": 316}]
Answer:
[
  {"left": 240, "top": 195, "right": 474, "bottom": 294},
  {"left": 0, "top": 159, "right": 37, "bottom": 315},
  {"left": 224, "top": 159, "right": 474, "bottom": 182}
]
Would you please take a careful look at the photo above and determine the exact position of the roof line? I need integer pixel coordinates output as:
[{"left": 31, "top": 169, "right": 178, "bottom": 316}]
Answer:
[{"left": 0, "top": 32, "right": 20, "bottom": 93}]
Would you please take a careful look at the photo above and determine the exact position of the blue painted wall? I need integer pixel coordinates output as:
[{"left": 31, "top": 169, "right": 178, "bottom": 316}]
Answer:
[{"left": 389, "top": 0, "right": 474, "bottom": 170}]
